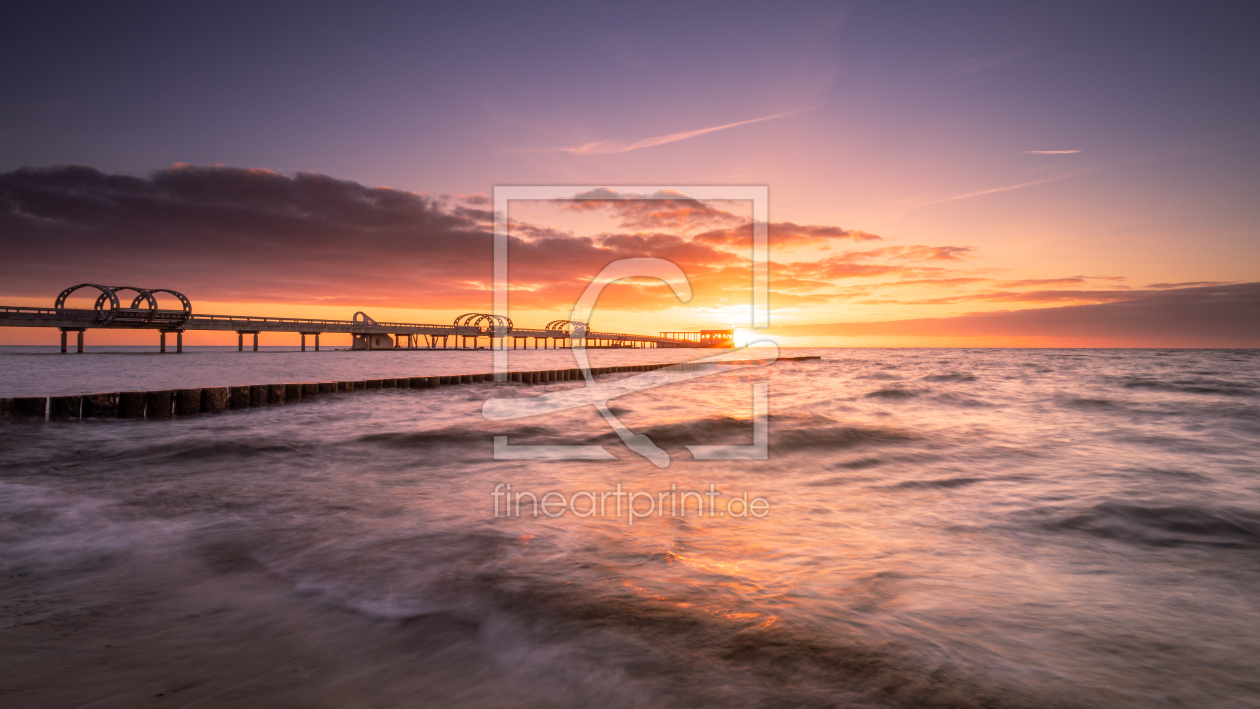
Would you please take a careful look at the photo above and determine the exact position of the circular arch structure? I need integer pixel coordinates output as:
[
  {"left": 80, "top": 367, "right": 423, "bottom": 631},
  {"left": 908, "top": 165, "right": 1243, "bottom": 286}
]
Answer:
[
  {"left": 93, "top": 286, "right": 151, "bottom": 312},
  {"left": 143, "top": 288, "right": 192, "bottom": 319},
  {"left": 453, "top": 313, "right": 513, "bottom": 335},
  {"left": 353, "top": 311, "right": 378, "bottom": 326},
  {"left": 56, "top": 284, "right": 120, "bottom": 311},
  {"left": 544, "top": 319, "right": 586, "bottom": 335},
  {"left": 54, "top": 284, "right": 122, "bottom": 323},
  {"left": 55, "top": 284, "right": 192, "bottom": 325}
]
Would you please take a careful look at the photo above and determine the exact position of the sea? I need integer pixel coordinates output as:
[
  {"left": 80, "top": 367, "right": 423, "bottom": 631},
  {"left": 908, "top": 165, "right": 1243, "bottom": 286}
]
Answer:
[{"left": 1, "top": 346, "right": 1258, "bottom": 708}]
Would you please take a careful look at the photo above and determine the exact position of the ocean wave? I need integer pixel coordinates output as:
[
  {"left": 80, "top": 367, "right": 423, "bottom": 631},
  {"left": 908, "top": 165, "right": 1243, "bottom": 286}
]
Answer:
[
  {"left": 802, "top": 476, "right": 867, "bottom": 487},
  {"left": 0, "top": 481, "right": 187, "bottom": 575},
  {"left": 774, "top": 424, "right": 917, "bottom": 452},
  {"left": 922, "top": 373, "right": 978, "bottom": 382},
  {"left": 1061, "top": 397, "right": 1122, "bottom": 409},
  {"left": 129, "top": 437, "right": 307, "bottom": 463},
  {"left": 625, "top": 415, "right": 768, "bottom": 450},
  {"left": 1037, "top": 501, "right": 1260, "bottom": 548},
  {"left": 1121, "top": 378, "right": 1256, "bottom": 397},
  {"left": 828, "top": 456, "right": 884, "bottom": 470},
  {"left": 889, "top": 477, "right": 984, "bottom": 490},
  {"left": 450, "top": 566, "right": 1095, "bottom": 709},
  {"left": 864, "top": 388, "right": 925, "bottom": 400},
  {"left": 932, "top": 392, "right": 992, "bottom": 407},
  {"left": 357, "top": 424, "right": 561, "bottom": 449},
  {"left": 249, "top": 527, "right": 1033, "bottom": 707}
]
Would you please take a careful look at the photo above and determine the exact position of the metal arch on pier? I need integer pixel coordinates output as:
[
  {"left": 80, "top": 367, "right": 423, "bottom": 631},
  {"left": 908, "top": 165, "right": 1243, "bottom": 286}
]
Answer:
[
  {"left": 108, "top": 287, "right": 154, "bottom": 312},
  {"left": 55, "top": 284, "right": 121, "bottom": 323},
  {"left": 143, "top": 288, "right": 193, "bottom": 322},
  {"left": 544, "top": 319, "right": 588, "bottom": 335},
  {"left": 55, "top": 284, "right": 192, "bottom": 326},
  {"left": 453, "top": 313, "right": 513, "bottom": 336}
]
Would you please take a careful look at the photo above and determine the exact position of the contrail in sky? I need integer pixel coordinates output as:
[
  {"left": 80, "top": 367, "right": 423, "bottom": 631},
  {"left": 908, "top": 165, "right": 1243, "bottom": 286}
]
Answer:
[
  {"left": 550, "top": 110, "right": 806, "bottom": 155},
  {"left": 923, "top": 168, "right": 1096, "bottom": 205}
]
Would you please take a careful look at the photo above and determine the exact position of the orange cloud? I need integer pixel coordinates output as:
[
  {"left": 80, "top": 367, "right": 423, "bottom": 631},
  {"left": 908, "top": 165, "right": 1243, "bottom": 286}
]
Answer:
[
  {"left": 695, "top": 221, "right": 882, "bottom": 250},
  {"left": 857, "top": 289, "right": 1140, "bottom": 306},
  {"left": 562, "top": 189, "right": 746, "bottom": 231}
]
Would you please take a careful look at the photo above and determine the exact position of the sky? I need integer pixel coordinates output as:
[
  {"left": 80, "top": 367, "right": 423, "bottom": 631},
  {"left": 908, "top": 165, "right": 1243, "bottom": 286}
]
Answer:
[{"left": 1, "top": 1, "right": 1257, "bottom": 346}]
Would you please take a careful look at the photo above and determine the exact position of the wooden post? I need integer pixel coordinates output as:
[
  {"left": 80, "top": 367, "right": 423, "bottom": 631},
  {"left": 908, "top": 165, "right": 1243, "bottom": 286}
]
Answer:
[
  {"left": 160, "top": 332, "right": 166, "bottom": 353},
  {"left": 253, "top": 332, "right": 258, "bottom": 351},
  {"left": 60, "top": 330, "right": 68, "bottom": 353},
  {"left": 77, "top": 330, "right": 84, "bottom": 353},
  {"left": 176, "top": 331, "right": 183, "bottom": 353},
  {"left": 301, "top": 333, "right": 306, "bottom": 352},
  {"left": 238, "top": 332, "right": 243, "bottom": 351},
  {"left": 315, "top": 333, "right": 320, "bottom": 351}
]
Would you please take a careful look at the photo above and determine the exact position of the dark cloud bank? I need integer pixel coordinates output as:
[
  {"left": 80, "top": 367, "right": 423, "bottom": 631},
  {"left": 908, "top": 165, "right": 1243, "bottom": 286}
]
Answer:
[
  {"left": 0, "top": 164, "right": 494, "bottom": 308},
  {"left": 0, "top": 164, "right": 745, "bottom": 312}
]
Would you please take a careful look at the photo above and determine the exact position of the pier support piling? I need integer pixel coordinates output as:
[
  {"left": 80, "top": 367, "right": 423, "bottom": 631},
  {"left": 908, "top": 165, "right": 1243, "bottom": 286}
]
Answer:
[{"left": 57, "top": 328, "right": 85, "bottom": 353}]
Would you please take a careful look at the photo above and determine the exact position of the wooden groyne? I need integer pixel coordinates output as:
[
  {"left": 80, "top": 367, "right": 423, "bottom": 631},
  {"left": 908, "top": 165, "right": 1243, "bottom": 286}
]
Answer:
[{"left": 0, "top": 357, "right": 821, "bottom": 421}]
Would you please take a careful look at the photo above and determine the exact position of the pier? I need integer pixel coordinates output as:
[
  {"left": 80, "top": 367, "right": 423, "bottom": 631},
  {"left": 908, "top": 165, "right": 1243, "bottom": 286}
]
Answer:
[{"left": 0, "top": 284, "right": 735, "bottom": 352}]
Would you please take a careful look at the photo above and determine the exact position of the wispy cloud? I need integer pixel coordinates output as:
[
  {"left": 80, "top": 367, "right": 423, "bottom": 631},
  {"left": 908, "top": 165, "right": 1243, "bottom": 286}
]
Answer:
[
  {"left": 922, "top": 168, "right": 1096, "bottom": 205},
  {"left": 1025, "top": 150, "right": 1081, "bottom": 155},
  {"left": 547, "top": 110, "right": 806, "bottom": 155}
]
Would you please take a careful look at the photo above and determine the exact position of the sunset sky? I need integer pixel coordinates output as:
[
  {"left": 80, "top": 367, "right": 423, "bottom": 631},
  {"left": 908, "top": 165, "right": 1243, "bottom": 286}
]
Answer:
[{"left": 1, "top": 2, "right": 1256, "bottom": 346}]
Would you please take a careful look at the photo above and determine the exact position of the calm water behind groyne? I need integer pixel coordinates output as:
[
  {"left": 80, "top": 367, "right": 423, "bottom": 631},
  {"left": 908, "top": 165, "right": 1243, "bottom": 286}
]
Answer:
[{"left": 1, "top": 348, "right": 1258, "bottom": 708}]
